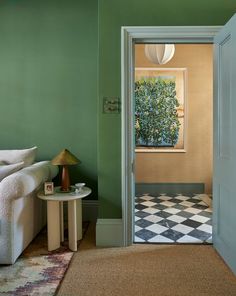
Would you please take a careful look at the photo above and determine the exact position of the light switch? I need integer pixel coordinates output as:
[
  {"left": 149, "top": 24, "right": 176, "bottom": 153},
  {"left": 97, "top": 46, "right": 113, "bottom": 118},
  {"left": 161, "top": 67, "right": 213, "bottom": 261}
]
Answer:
[{"left": 103, "top": 97, "right": 120, "bottom": 114}]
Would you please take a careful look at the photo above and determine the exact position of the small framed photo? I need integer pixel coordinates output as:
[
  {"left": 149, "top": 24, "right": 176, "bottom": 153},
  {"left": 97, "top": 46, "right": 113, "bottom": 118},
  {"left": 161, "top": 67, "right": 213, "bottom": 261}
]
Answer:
[{"left": 44, "top": 182, "right": 54, "bottom": 195}]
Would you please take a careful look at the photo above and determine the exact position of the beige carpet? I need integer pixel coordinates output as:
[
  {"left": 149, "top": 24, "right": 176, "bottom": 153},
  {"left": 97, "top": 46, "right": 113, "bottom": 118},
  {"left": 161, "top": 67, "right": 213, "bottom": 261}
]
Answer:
[{"left": 58, "top": 224, "right": 236, "bottom": 296}]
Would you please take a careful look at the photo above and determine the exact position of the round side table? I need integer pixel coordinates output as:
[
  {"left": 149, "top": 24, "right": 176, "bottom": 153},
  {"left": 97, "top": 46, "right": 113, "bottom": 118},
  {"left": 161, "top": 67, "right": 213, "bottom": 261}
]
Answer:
[{"left": 37, "top": 186, "right": 91, "bottom": 251}]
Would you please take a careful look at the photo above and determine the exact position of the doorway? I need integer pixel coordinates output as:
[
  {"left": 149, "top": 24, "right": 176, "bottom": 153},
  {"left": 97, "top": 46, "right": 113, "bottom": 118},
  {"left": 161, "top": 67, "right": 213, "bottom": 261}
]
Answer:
[
  {"left": 134, "top": 43, "right": 213, "bottom": 244},
  {"left": 121, "top": 26, "right": 221, "bottom": 247},
  {"left": 121, "top": 18, "right": 236, "bottom": 275}
]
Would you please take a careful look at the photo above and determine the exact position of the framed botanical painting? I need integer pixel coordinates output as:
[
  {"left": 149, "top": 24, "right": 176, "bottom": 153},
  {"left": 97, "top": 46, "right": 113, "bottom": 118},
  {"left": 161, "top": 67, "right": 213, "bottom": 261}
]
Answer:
[{"left": 135, "top": 67, "right": 187, "bottom": 152}]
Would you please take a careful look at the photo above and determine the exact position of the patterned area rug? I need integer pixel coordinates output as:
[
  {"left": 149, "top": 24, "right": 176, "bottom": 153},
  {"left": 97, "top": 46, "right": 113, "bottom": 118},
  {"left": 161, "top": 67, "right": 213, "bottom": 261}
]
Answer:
[{"left": 0, "top": 223, "right": 89, "bottom": 296}]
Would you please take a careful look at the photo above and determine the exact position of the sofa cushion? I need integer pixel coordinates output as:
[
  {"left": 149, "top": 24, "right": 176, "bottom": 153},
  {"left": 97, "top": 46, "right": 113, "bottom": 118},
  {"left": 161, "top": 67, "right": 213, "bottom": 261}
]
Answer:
[
  {"left": 0, "top": 162, "right": 24, "bottom": 182},
  {"left": 0, "top": 147, "right": 37, "bottom": 167}
]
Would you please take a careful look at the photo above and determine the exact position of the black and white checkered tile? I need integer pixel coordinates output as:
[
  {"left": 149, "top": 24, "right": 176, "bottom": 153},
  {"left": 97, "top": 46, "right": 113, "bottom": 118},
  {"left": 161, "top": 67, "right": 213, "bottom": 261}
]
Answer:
[{"left": 134, "top": 194, "right": 212, "bottom": 244}]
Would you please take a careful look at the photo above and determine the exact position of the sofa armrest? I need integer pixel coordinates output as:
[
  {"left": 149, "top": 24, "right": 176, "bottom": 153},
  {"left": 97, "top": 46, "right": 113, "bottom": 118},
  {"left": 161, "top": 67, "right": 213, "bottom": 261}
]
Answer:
[{"left": 0, "top": 161, "right": 58, "bottom": 218}]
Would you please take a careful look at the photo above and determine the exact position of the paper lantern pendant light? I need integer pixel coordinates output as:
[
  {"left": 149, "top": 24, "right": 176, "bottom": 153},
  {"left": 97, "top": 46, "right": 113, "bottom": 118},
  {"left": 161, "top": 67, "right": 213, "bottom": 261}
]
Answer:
[{"left": 145, "top": 44, "right": 175, "bottom": 65}]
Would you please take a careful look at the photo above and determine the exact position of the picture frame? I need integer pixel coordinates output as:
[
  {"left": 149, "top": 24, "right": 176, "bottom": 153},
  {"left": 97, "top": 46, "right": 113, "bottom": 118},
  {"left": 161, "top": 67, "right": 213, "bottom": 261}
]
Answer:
[
  {"left": 44, "top": 182, "right": 54, "bottom": 195},
  {"left": 135, "top": 67, "right": 187, "bottom": 153}
]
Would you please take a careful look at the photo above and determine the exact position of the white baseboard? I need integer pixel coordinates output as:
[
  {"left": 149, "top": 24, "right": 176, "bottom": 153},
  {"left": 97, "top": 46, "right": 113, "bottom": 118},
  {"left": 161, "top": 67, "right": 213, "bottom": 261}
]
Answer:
[
  {"left": 96, "top": 219, "right": 123, "bottom": 247},
  {"left": 82, "top": 200, "right": 98, "bottom": 222}
]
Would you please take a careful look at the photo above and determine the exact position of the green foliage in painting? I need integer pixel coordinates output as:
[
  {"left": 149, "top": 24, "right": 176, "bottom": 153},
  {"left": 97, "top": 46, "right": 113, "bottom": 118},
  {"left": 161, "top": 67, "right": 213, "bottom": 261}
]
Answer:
[{"left": 135, "top": 78, "right": 180, "bottom": 147}]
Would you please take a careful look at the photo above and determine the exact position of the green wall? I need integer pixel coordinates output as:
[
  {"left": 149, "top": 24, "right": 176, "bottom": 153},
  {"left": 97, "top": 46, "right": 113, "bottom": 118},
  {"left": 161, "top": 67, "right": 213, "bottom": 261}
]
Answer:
[
  {"left": 98, "top": 0, "right": 236, "bottom": 217},
  {"left": 1, "top": 0, "right": 236, "bottom": 214},
  {"left": 0, "top": 0, "right": 98, "bottom": 199}
]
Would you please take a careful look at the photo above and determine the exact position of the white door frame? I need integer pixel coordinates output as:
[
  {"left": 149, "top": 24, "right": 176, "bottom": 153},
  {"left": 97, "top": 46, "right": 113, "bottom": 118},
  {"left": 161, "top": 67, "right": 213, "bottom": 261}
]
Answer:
[{"left": 121, "top": 26, "right": 222, "bottom": 246}]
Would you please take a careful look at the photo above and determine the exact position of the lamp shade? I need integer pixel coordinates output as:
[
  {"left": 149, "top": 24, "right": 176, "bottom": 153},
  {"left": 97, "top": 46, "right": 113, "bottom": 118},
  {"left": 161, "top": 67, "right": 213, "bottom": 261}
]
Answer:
[
  {"left": 145, "top": 44, "right": 175, "bottom": 65},
  {"left": 51, "top": 149, "right": 80, "bottom": 166}
]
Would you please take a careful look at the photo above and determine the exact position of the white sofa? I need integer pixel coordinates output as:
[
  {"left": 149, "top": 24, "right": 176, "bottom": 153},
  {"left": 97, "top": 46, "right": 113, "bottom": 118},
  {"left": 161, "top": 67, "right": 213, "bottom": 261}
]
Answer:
[{"left": 0, "top": 161, "right": 58, "bottom": 264}]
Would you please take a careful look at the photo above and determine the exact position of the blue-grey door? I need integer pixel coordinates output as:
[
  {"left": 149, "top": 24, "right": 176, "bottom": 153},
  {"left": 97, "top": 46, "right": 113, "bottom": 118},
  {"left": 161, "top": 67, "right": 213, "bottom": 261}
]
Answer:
[{"left": 213, "top": 14, "right": 236, "bottom": 275}]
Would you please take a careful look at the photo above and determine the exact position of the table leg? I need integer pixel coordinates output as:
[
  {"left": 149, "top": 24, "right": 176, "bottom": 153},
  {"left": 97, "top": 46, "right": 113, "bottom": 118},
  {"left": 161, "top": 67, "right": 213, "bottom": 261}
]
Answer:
[
  {"left": 76, "top": 199, "right": 82, "bottom": 240},
  {"left": 68, "top": 200, "right": 77, "bottom": 251},
  {"left": 60, "top": 201, "right": 64, "bottom": 242},
  {"left": 47, "top": 201, "right": 60, "bottom": 251}
]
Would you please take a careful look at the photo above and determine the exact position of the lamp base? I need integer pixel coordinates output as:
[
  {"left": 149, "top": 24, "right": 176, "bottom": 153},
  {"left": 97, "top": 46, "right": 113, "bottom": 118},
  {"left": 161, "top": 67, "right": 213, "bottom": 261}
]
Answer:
[{"left": 61, "top": 165, "right": 71, "bottom": 192}]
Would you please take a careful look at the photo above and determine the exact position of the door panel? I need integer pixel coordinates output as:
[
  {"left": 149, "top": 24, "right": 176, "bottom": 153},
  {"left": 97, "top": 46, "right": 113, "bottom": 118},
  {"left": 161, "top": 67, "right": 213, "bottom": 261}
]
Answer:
[
  {"left": 218, "top": 185, "right": 235, "bottom": 247},
  {"left": 213, "top": 13, "right": 236, "bottom": 275},
  {"left": 219, "top": 36, "right": 231, "bottom": 158}
]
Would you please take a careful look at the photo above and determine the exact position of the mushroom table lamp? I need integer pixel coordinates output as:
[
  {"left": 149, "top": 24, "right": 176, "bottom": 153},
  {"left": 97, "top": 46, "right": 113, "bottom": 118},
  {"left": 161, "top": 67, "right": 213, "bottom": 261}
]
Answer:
[{"left": 51, "top": 149, "right": 80, "bottom": 192}]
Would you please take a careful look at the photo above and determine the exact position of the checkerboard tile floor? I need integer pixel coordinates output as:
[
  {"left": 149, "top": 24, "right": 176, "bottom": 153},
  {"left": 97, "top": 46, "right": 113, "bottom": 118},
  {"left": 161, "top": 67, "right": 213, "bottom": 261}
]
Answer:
[{"left": 134, "top": 194, "right": 212, "bottom": 244}]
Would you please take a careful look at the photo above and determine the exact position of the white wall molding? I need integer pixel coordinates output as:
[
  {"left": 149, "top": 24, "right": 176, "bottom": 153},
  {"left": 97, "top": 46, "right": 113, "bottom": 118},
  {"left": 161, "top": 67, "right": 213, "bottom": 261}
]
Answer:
[
  {"left": 121, "top": 26, "right": 222, "bottom": 247},
  {"left": 122, "top": 26, "right": 222, "bottom": 42},
  {"left": 96, "top": 219, "right": 123, "bottom": 247}
]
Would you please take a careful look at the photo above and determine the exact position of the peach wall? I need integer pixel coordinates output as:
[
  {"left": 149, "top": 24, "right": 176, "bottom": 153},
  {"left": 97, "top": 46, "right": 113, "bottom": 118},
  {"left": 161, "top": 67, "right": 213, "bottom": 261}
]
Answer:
[{"left": 135, "top": 44, "right": 213, "bottom": 194}]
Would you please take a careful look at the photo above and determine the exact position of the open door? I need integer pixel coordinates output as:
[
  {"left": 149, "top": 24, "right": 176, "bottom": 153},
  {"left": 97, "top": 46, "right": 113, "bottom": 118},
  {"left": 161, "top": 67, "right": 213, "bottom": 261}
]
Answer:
[{"left": 213, "top": 14, "right": 236, "bottom": 275}]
